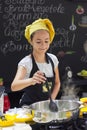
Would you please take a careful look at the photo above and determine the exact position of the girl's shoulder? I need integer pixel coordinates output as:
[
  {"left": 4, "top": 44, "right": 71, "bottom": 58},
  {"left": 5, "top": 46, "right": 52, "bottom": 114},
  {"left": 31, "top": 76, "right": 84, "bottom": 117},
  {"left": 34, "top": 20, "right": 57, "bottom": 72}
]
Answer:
[
  {"left": 47, "top": 53, "right": 58, "bottom": 60},
  {"left": 19, "top": 55, "right": 32, "bottom": 63},
  {"left": 47, "top": 53, "right": 59, "bottom": 67},
  {"left": 18, "top": 55, "right": 32, "bottom": 77},
  {"left": 18, "top": 55, "right": 32, "bottom": 70}
]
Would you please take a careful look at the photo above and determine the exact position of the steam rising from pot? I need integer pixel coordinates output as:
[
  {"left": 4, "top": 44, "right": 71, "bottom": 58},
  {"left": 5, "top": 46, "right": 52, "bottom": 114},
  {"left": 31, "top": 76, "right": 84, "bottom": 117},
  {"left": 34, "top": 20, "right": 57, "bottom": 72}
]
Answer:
[{"left": 61, "top": 80, "right": 80, "bottom": 100}]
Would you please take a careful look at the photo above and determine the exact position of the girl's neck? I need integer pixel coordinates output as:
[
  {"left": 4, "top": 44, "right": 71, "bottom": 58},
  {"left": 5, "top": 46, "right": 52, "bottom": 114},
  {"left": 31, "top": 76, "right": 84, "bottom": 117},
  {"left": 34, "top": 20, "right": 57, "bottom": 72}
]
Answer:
[{"left": 32, "top": 52, "right": 46, "bottom": 63}]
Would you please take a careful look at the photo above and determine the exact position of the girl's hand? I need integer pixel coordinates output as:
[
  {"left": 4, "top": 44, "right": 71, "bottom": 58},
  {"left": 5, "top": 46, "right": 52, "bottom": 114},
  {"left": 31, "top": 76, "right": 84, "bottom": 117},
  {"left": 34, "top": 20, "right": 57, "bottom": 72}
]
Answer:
[{"left": 32, "top": 71, "right": 46, "bottom": 85}]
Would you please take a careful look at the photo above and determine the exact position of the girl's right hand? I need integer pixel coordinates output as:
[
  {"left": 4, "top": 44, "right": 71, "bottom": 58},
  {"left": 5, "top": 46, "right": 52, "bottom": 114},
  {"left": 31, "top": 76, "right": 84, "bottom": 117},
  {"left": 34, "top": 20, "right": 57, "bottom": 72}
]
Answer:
[{"left": 31, "top": 71, "right": 46, "bottom": 85}]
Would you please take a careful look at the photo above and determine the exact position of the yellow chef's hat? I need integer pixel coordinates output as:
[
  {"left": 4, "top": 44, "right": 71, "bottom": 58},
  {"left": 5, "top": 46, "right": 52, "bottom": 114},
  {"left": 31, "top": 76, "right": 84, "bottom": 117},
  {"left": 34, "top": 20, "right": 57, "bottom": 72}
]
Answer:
[{"left": 25, "top": 18, "right": 55, "bottom": 44}]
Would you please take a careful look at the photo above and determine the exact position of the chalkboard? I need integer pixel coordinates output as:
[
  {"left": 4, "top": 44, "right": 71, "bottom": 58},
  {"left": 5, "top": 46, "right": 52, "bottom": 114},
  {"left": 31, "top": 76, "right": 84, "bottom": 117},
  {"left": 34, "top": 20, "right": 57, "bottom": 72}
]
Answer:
[{"left": 0, "top": 0, "right": 87, "bottom": 91}]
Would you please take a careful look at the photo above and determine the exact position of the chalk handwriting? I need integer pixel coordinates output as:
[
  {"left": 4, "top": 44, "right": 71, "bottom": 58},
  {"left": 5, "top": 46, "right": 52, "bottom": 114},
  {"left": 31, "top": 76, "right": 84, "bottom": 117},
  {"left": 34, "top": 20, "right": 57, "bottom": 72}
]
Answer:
[
  {"left": 3, "top": 2, "right": 65, "bottom": 14},
  {"left": 33, "top": 4, "right": 65, "bottom": 14},
  {"left": 2, "top": 0, "right": 65, "bottom": 44},
  {"left": 4, "top": 0, "right": 45, "bottom": 5},
  {"left": 81, "top": 55, "right": 87, "bottom": 63},
  {"left": 4, "top": 25, "right": 24, "bottom": 41},
  {"left": 0, "top": 41, "right": 30, "bottom": 55},
  {"left": 52, "top": 28, "right": 76, "bottom": 48},
  {"left": 71, "top": 33, "right": 75, "bottom": 47}
]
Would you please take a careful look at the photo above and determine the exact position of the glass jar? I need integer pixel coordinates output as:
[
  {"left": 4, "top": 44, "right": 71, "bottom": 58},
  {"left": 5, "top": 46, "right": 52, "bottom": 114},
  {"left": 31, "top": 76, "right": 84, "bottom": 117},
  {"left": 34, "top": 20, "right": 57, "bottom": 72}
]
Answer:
[{"left": 4, "top": 93, "right": 10, "bottom": 113}]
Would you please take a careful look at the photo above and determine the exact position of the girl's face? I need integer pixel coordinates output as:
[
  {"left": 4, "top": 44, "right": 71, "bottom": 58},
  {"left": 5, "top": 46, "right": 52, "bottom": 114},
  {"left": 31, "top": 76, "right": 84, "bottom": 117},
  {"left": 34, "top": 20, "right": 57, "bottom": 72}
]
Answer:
[{"left": 31, "top": 30, "right": 50, "bottom": 54}]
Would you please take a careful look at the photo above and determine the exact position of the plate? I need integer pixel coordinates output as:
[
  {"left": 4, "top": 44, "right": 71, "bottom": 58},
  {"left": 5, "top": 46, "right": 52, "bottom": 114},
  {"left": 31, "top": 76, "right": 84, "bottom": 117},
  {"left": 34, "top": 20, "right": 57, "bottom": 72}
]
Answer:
[
  {"left": 15, "top": 114, "right": 33, "bottom": 122},
  {"left": 5, "top": 113, "right": 33, "bottom": 123},
  {"left": 5, "top": 107, "right": 33, "bottom": 123},
  {"left": 78, "top": 23, "right": 87, "bottom": 27},
  {"left": 0, "top": 115, "right": 14, "bottom": 127},
  {"left": 77, "top": 72, "right": 87, "bottom": 79}
]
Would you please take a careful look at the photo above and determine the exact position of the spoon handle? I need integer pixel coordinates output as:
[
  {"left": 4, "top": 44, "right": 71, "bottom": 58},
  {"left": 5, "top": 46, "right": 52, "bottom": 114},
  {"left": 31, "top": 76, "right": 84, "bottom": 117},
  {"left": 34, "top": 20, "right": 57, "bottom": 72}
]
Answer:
[
  {"left": 43, "top": 74, "right": 52, "bottom": 99},
  {"left": 45, "top": 80, "right": 51, "bottom": 97}
]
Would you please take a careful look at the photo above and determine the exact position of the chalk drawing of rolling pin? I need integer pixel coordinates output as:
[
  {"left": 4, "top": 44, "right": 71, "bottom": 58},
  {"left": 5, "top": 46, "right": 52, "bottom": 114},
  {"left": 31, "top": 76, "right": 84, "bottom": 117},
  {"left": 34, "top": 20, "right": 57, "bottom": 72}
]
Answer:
[{"left": 69, "top": 15, "right": 77, "bottom": 31}]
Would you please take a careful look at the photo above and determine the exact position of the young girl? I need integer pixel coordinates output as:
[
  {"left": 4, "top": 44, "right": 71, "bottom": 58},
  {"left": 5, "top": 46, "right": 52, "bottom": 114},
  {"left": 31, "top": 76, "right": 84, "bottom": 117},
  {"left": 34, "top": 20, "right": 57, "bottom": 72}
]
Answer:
[{"left": 11, "top": 18, "right": 60, "bottom": 106}]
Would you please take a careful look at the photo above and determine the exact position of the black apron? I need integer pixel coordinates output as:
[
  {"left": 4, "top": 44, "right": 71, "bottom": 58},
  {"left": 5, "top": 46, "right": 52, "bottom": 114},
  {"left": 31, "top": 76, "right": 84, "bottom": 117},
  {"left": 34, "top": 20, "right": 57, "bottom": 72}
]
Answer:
[{"left": 19, "top": 53, "right": 55, "bottom": 106}]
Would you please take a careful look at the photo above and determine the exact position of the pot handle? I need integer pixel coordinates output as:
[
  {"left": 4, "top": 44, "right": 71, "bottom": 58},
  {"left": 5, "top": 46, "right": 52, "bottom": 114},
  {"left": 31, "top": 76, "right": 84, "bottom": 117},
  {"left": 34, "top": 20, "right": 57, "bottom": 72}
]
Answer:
[
  {"left": 22, "top": 105, "right": 33, "bottom": 113},
  {"left": 77, "top": 101, "right": 83, "bottom": 105},
  {"left": 77, "top": 101, "right": 87, "bottom": 109}
]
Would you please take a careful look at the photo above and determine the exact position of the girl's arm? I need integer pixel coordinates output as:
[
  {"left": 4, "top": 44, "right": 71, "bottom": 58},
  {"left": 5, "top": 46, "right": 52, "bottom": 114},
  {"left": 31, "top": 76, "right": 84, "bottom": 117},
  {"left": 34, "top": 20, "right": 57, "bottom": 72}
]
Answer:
[
  {"left": 11, "top": 66, "right": 46, "bottom": 91},
  {"left": 51, "top": 66, "right": 61, "bottom": 99}
]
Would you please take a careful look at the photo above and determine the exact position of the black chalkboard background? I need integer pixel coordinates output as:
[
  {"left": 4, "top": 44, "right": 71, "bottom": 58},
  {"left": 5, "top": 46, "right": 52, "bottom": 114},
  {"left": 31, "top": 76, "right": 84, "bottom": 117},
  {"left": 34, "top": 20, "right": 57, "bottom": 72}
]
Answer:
[{"left": 0, "top": 0, "right": 87, "bottom": 92}]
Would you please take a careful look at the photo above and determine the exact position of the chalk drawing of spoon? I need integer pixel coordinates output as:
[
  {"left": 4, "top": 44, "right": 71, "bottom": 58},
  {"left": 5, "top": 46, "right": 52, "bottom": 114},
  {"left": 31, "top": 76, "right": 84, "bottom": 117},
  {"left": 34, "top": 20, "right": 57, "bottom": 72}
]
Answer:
[{"left": 69, "top": 15, "right": 77, "bottom": 31}]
